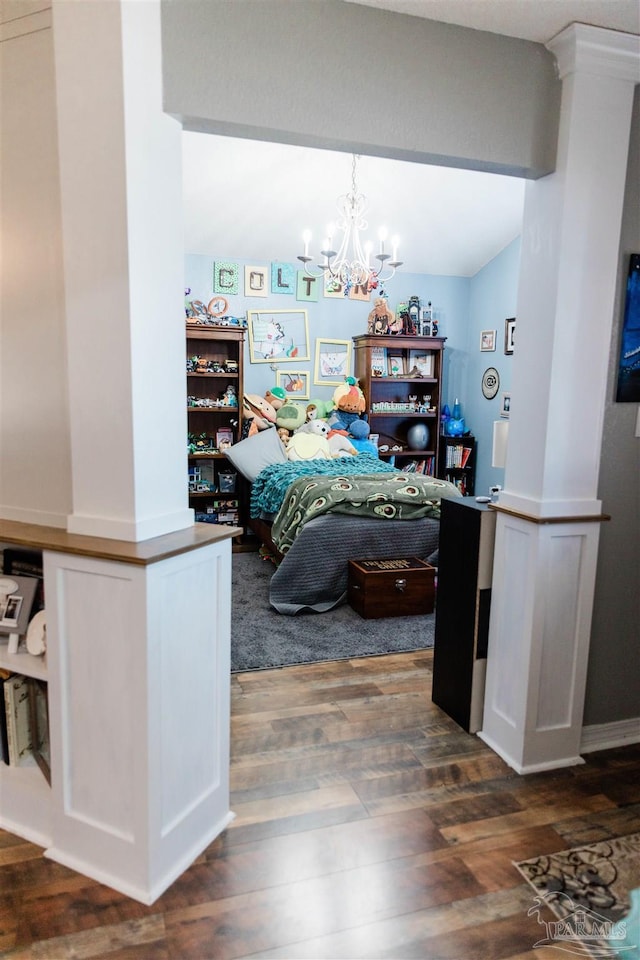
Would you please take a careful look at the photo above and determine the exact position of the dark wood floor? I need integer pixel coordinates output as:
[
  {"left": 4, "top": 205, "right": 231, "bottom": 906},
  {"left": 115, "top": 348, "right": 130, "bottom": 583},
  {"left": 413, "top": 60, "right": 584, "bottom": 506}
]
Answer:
[{"left": 2, "top": 649, "right": 639, "bottom": 960}]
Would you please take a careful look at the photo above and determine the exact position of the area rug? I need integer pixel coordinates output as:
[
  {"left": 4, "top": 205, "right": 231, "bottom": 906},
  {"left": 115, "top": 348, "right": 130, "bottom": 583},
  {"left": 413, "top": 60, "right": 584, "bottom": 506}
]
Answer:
[
  {"left": 515, "top": 833, "right": 640, "bottom": 958},
  {"left": 230, "top": 550, "right": 435, "bottom": 672}
]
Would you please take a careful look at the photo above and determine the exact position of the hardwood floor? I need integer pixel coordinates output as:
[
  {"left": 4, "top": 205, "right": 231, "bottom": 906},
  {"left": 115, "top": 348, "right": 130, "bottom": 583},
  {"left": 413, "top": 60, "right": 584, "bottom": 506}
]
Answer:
[{"left": 2, "top": 649, "right": 639, "bottom": 959}]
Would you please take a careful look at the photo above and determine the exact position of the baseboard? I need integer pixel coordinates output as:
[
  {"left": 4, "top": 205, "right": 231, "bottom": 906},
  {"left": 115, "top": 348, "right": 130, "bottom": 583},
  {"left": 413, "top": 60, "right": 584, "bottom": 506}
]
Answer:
[{"left": 580, "top": 717, "right": 640, "bottom": 753}]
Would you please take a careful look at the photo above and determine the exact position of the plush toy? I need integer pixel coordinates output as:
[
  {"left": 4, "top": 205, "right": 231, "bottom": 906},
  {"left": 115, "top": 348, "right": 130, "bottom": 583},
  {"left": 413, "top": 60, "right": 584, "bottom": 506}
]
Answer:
[
  {"left": 306, "top": 398, "right": 334, "bottom": 421},
  {"left": 275, "top": 399, "right": 307, "bottom": 438},
  {"left": 286, "top": 427, "right": 332, "bottom": 461},
  {"left": 265, "top": 386, "right": 286, "bottom": 411},
  {"left": 367, "top": 297, "right": 394, "bottom": 335},
  {"left": 328, "top": 433, "right": 357, "bottom": 457},
  {"left": 242, "top": 394, "right": 277, "bottom": 436},
  {"left": 328, "top": 377, "right": 370, "bottom": 441}
]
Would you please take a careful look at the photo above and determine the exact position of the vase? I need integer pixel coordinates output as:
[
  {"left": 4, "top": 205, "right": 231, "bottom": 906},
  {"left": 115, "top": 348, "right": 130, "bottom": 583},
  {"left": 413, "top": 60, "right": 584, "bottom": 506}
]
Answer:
[{"left": 407, "top": 422, "right": 430, "bottom": 450}]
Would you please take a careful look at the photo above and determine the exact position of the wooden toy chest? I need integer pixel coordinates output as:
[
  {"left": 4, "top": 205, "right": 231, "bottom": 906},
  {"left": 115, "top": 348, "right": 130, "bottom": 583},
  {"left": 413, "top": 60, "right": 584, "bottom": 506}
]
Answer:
[{"left": 347, "top": 557, "right": 435, "bottom": 619}]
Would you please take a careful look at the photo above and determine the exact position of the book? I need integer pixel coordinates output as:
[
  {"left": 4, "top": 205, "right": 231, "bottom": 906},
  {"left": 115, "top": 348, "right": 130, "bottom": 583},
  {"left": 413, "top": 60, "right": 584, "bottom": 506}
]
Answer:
[
  {"left": 3, "top": 674, "right": 32, "bottom": 765},
  {"left": 461, "top": 446, "right": 472, "bottom": 468}
]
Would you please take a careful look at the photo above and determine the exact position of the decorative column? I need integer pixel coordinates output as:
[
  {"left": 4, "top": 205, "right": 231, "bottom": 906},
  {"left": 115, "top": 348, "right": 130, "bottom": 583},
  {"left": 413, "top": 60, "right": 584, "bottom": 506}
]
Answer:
[
  {"left": 480, "top": 25, "right": 640, "bottom": 773},
  {"left": 52, "top": 0, "right": 192, "bottom": 541}
]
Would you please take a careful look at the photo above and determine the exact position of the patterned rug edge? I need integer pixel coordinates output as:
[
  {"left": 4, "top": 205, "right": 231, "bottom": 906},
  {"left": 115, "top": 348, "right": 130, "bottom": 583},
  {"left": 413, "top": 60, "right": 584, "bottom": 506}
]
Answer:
[{"left": 513, "top": 832, "right": 640, "bottom": 959}]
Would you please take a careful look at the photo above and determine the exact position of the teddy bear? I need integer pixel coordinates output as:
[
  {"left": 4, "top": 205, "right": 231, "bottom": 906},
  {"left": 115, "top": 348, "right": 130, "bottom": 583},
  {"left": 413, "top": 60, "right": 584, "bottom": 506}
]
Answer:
[
  {"left": 265, "top": 386, "right": 286, "bottom": 411},
  {"left": 327, "top": 377, "right": 370, "bottom": 442}
]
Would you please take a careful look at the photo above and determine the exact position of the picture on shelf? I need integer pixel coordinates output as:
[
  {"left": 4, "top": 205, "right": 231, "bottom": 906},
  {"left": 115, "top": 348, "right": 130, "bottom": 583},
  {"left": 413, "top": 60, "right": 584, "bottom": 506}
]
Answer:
[
  {"left": 215, "top": 427, "right": 234, "bottom": 450},
  {"left": 370, "top": 345, "right": 386, "bottom": 376},
  {"left": 408, "top": 350, "right": 434, "bottom": 377},
  {"left": 0, "top": 595, "right": 23, "bottom": 626},
  {"left": 387, "top": 353, "right": 406, "bottom": 377}
]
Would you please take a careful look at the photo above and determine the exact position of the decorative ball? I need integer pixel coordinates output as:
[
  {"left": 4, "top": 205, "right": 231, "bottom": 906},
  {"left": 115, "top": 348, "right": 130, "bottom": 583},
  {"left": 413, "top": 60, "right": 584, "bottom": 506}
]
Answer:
[{"left": 407, "top": 422, "right": 430, "bottom": 450}]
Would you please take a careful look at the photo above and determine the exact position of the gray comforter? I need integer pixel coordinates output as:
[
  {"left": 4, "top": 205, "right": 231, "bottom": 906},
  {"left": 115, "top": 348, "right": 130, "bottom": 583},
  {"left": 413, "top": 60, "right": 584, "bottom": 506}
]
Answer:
[{"left": 269, "top": 513, "right": 441, "bottom": 614}]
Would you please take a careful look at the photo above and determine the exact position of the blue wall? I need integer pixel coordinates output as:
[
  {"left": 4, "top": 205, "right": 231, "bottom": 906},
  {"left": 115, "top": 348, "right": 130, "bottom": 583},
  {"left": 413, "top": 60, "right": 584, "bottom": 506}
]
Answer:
[
  {"left": 466, "top": 238, "right": 521, "bottom": 497},
  {"left": 185, "top": 249, "right": 519, "bottom": 490}
]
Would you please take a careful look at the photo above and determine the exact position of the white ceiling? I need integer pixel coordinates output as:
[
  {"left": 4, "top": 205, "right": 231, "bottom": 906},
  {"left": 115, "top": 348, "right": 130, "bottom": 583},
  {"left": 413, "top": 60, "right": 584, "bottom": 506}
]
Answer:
[
  {"left": 345, "top": 0, "right": 640, "bottom": 43},
  {"left": 182, "top": 0, "right": 638, "bottom": 278}
]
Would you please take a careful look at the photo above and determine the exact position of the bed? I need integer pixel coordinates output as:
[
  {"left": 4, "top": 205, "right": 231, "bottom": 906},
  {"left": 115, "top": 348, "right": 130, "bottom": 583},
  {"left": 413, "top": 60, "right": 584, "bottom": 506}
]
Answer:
[{"left": 225, "top": 427, "right": 462, "bottom": 614}]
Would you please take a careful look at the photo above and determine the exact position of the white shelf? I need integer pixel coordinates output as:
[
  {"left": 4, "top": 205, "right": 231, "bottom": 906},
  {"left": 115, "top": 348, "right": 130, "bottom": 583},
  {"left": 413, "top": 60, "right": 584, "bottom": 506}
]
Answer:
[
  {"left": 0, "top": 760, "right": 51, "bottom": 847},
  {"left": 0, "top": 642, "right": 47, "bottom": 681}
]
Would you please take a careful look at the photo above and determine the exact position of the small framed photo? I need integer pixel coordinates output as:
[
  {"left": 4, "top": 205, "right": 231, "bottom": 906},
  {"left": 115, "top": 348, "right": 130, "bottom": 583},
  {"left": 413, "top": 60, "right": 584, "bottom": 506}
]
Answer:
[
  {"left": 276, "top": 370, "right": 310, "bottom": 399},
  {"left": 370, "top": 345, "right": 386, "bottom": 376},
  {"left": 387, "top": 353, "right": 406, "bottom": 377},
  {"left": 314, "top": 338, "right": 352, "bottom": 386},
  {"left": 480, "top": 329, "right": 496, "bottom": 352},
  {"left": 0, "top": 595, "right": 23, "bottom": 626},
  {"left": 408, "top": 350, "right": 434, "bottom": 377},
  {"left": 215, "top": 427, "right": 234, "bottom": 450},
  {"left": 500, "top": 392, "right": 511, "bottom": 418},
  {"left": 505, "top": 317, "right": 516, "bottom": 355}
]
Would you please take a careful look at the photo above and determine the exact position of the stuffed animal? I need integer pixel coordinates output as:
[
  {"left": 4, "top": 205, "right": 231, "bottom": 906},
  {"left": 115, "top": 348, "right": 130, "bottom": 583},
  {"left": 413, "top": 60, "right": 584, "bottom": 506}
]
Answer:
[
  {"left": 265, "top": 386, "right": 286, "bottom": 411},
  {"left": 286, "top": 428, "right": 332, "bottom": 461},
  {"left": 367, "top": 297, "right": 394, "bottom": 335},
  {"left": 275, "top": 399, "right": 307, "bottom": 438},
  {"left": 328, "top": 377, "right": 370, "bottom": 441},
  {"left": 306, "top": 398, "right": 334, "bottom": 421},
  {"left": 242, "top": 394, "right": 277, "bottom": 436}
]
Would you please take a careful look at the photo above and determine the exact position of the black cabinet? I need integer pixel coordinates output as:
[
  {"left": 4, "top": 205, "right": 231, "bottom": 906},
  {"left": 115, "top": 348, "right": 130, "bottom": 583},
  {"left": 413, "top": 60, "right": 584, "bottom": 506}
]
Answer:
[{"left": 432, "top": 497, "right": 496, "bottom": 732}]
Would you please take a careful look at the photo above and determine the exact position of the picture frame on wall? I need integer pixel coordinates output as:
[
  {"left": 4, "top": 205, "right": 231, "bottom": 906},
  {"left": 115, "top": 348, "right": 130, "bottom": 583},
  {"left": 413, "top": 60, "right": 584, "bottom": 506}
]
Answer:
[
  {"left": 276, "top": 370, "right": 310, "bottom": 400},
  {"left": 504, "top": 317, "right": 516, "bottom": 355},
  {"left": 247, "top": 309, "right": 310, "bottom": 363},
  {"left": 314, "top": 338, "right": 352, "bottom": 385},
  {"left": 480, "top": 329, "right": 496, "bottom": 352},
  {"left": 214, "top": 261, "right": 239, "bottom": 296},
  {"left": 500, "top": 392, "right": 511, "bottom": 418},
  {"left": 615, "top": 253, "right": 640, "bottom": 402}
]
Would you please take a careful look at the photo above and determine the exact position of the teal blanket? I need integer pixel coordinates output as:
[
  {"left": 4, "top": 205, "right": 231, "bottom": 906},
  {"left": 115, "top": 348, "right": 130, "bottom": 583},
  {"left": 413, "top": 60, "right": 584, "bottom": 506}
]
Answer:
[
  {"left": 250, "top": 453, "right": 396, "bottom": 518},
  {"left": 272, "top": 472, "right": 462, "bottom": 554}
]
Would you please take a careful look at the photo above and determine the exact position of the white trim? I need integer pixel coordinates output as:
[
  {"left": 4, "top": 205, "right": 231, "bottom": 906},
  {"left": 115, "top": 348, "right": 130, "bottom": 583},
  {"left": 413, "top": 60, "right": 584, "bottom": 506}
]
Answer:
[{"left": 580, "top": 718, "right": 640, "bottom": 754}]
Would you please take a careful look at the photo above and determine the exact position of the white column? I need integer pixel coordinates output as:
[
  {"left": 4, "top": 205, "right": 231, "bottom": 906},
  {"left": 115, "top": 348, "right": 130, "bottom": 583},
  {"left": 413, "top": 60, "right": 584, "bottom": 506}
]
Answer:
[
  {"left": 481, "top": 26, "right": 640, "bottom": 773},
  {"left": 44, "top": 538, "right": 233, "bottom": 904},
  {"left": 52, "top": 0, "right": 192, "bottom": 541}
]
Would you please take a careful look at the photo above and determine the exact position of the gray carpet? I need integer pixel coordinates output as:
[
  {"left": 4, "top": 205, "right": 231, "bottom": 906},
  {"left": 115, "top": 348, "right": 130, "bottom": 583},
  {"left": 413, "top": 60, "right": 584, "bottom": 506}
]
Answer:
[{"left": 231, "top": 551, "right": 435, "bottom": 672}]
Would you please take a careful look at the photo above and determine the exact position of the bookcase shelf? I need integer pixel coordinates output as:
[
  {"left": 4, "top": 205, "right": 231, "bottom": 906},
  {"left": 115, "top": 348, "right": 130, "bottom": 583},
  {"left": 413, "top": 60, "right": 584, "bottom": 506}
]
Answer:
[
  {"left": 353, "top": 333, "right": 445, "bottom": 475},
  {"left": 0, "top": 644, "right": 47, "bottom": 681},
  {"left": 186, "top": 323, "right": 246, "bottom": 536},
  {"left": 438, "top": 435, "right": 476, "bottom": 496}
]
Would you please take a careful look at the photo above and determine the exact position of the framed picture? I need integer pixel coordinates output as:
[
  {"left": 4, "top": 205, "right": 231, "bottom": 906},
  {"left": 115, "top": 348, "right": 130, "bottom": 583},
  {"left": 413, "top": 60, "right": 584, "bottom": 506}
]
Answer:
[
  {"left": 370, "top": 345, "right": 386, "bottom": 376},
  {"left": 408, "top": 349, "right": 434, "bottom": 377},
  {"left": 276, "top": 370, "right": 310, "bottom": 399},
  {"left": 314, "top": 338, "right": 352, "bottom": 385},
  {"left": 215, "top": 427, "right": 234, "bottom": 450},
  {"left": 505, "top": 317, "right": 516, "bottom": 355},
  {"left": 615, "top": 253, "right": 640, "bottom": 402},
  {"left": 247, "top": 309, "right": 310, "bottom": 363},
  {"left": 480, "top": 329, "right": 496, "bottom": 352},
  {"left": 500, "top": 392, "right": 511, "bottom": 418},
  {"left": 387, "top": 353, "right": 406, "bottom": 377}
]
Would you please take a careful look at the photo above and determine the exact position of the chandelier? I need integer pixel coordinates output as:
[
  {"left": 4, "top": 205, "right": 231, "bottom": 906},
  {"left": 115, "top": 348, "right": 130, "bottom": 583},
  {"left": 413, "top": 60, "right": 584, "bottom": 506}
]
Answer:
[{"left": 297, "top": 154, "right": 402, "bottom": 291}]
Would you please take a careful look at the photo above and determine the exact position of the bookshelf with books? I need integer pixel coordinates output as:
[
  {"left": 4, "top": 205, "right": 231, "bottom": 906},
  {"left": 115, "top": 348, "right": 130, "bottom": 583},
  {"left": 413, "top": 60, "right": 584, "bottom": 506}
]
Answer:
[
  {"left": 439, "top": 435, "right": 476, "bottom": 496},
  {"left": 353, "top": 333, "right": 446, "bottom": 474},
  {"left": 186, "top": 322, "right": 246, "bottom": 535},
  {"left": 0, "top": 558, "right": 50, "bottom": 844}
]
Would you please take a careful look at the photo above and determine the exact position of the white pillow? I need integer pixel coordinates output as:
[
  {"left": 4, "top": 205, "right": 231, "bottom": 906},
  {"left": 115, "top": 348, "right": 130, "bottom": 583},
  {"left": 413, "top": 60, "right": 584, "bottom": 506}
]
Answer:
[{"left": 223, "top": 427, "right": 287, "bottom": 482}]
